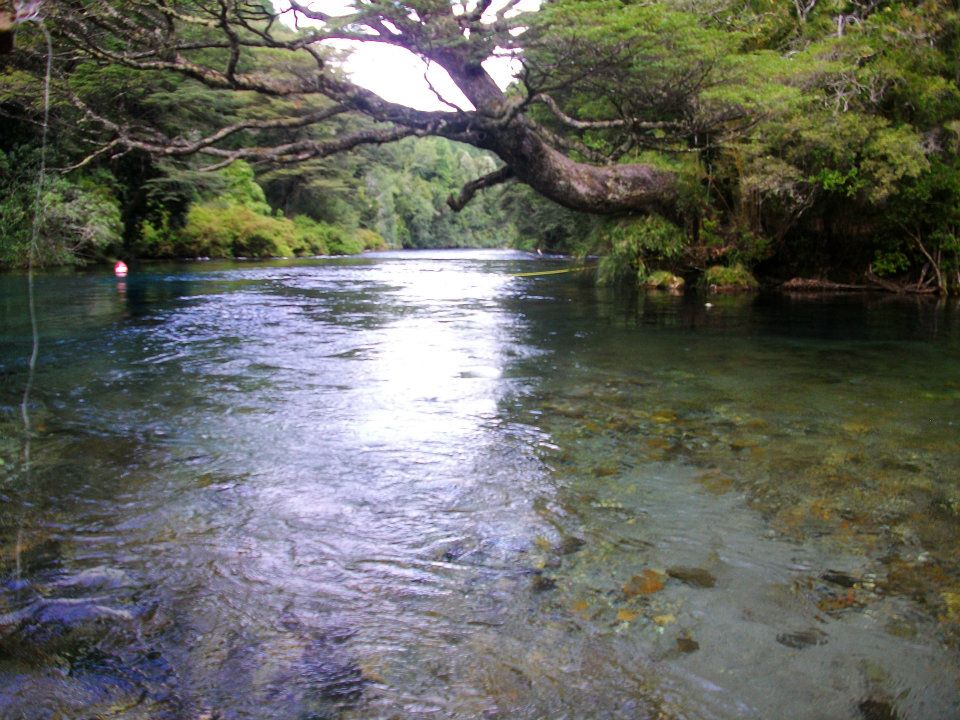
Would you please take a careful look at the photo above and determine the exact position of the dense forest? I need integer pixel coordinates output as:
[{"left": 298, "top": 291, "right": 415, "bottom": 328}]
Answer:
[{"left": 1, "top": 1, "right": 958, "bottom": 293}]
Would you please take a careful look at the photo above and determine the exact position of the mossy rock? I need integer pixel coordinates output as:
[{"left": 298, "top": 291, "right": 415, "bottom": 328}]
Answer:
[
  {"left": 703, "top": 263, "right": 758, "bottom": 293},
  {"left": 644, "top": 270, "right": 685, "bottom": 291}
]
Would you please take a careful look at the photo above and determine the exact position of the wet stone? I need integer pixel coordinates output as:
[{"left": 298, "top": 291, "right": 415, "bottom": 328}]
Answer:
[
  {"left": 776, "top": 628, "right": 828, "bottom": 649},
  {"left": 817, "top": 590, "right": 862, "bottom": 614},
  {"left": 676, "top": 637, "right": 699, "bottom": 653},
  {"left": 46, "top": 566, "right": 134, "bottom": 594},
  {"left": 540, "top": 555, "right": 562, "bottom": 570},
  {"left": 884, "top": 618, "right": 917, "bottom": 639},
  {"left": 666, "top": 566, "right": 716, "bottom": 588},
  {"left": 31, "top": 597, "right": 136, "bottom": 625},
  {"left": 821, "top": 570, "right": 858, "bottom": 588}
]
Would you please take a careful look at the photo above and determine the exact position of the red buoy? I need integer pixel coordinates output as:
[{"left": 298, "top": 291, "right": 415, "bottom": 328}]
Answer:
[{"left": 114, "top": 260, "right": 128, "bottom": 277}]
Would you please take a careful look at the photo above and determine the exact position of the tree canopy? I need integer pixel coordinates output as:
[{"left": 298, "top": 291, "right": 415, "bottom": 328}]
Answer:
[{"left": 37, "top": 0, "right": 737, "bottom": 215}]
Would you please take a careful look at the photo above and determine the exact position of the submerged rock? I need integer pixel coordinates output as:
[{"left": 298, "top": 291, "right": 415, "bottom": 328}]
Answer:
[
  {"left": 592, "top": 465, "right": 619, "bottom": 478},
  {"left": 31, "top": 597, "right": 136, "bottom": 625},
  {"left": 531, "top": 573, "right": 557, "bottom": 593},
  {"left": 666, "top": 566, "right": 716, "bottom": 588},
  {"left": 623, "top": 570, "right": 666, "bottom": 597},
  {"left": 45, "top": 566, "right": 134, "bottom": 593},
  {"left": 775, "top": 628, "right": 828, "bottom": 649},
  {"left": 820, "top": 570, "right": 859, "bottom": 588},
  {"left": 440, "top": 543, "right": 472, "bottom": 563},
  {"left": 263, "top": 632, "right": 369, "bottom": 717},
  {"left": 1, "top": 596, "right": 136, "bottom": 640},
  {"left": 558, "top": 536, "right": 586, "bottom": 556}
]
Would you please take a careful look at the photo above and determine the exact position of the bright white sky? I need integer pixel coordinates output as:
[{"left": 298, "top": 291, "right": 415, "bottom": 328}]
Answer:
[{"left": 274, "top": 1, "right": 539, "bottom": 111}]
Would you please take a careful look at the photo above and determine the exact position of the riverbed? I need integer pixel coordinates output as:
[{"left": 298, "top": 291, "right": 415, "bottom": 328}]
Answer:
[{"left": 1, "top": 250, "right": 958, "bottom": 719}]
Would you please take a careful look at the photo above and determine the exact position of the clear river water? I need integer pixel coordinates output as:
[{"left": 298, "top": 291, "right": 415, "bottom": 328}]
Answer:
[{"left": 1, "top": 249, "right": 959, "bottom": 719}]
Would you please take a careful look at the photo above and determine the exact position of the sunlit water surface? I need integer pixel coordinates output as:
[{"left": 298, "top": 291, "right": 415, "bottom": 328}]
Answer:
[{"left": 1, "top": 250, "right": 959, "bottom": 719}]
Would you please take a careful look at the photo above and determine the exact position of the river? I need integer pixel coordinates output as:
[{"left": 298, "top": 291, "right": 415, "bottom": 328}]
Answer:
[{"left": 1, "top": 250, "right": 958, "bottom": 719}]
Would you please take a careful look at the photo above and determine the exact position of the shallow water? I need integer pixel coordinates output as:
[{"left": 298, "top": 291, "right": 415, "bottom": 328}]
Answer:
[{"left": 1, "top": 250, "right": 958, "bottom": 719}]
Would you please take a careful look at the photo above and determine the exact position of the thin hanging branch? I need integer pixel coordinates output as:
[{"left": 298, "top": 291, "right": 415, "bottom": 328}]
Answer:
[
  {"left": 447, "top": 165, "right": 514, "bottom": 211},
  {"left": 533, "top": 94, "right": 684, "bottom": 132}
]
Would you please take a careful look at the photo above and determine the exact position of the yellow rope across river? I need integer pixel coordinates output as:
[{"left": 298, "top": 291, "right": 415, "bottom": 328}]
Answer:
[{"left": 511, "top": 266, "right": 593, "bottom": 278}]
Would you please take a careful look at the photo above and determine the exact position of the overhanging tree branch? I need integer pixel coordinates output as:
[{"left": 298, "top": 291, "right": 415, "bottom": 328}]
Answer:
[
  {"left": 65, "top": 94, "right": 357, "bottom": 170},
  {"left": 447, "top": 165, "right": 514, "bottom": 211},
  {"left": 42, "top": 0, "right": 736, "bottom": 215}
]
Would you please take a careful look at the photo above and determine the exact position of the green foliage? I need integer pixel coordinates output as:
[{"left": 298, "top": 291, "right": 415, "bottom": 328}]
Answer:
[
  {"left": 0, "top": 149, "right": 121, "bottom": 267},
  {"left": 361, "top": 138, "right": 516, "bottom": 249},
  {"left": 354, "top": 227, "right": 388, "bottom": 252},
  {"left": 180, "top": 202, "right": 293, "bottom": 258},
  {"left": 645, "top": 270, "right": 685, "bottom": 291},
  {"left": 875, "top": 155, "right": 960, "bottom": 292},
  {"left": 871, "top": 250, "right": 910, "bottom": 278},
  {"left": 531, "top": 0, "right": 743, "bottom": 130},
  {"left": 498, "top": 185, "right": 597, "bottom": 254},
  {"left": 594, "top": 215, "right": 685, "bottom": 286},
  {"left": 126, "top": 159, "right": 386, "bottom": 259},
  {"left": 37, "top": 177, "right": 123, "bottom": 264},
  {"left": 0, "top": 148, "right": 33, "bottom": 267},
  {"left": 135, "top": 210, "right": 179, "bottom": 258},
  {"left": 291, "top": 215, "right": 329, "bottom": 256},
  {"left": 519, "top": 0, "right": 960, "bottom": 287},
  {"left": 214, "top": 161, "right": 273, "bottom": 215},
  {"left": 703, "top": 263, "right": 759, "bottom": 290},
  {"left": 174, "top": 197, "right": 385, "bottom": 259}
]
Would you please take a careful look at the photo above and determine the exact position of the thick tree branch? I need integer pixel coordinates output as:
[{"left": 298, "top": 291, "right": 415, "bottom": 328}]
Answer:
[{"left": 47, "top": 0, "right": 688, "bottom": 218}]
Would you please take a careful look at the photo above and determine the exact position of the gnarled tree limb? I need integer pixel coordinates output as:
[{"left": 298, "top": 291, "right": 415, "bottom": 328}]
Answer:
[{"left": 42, "top": 0, "right": 717, "bottom": 215}]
